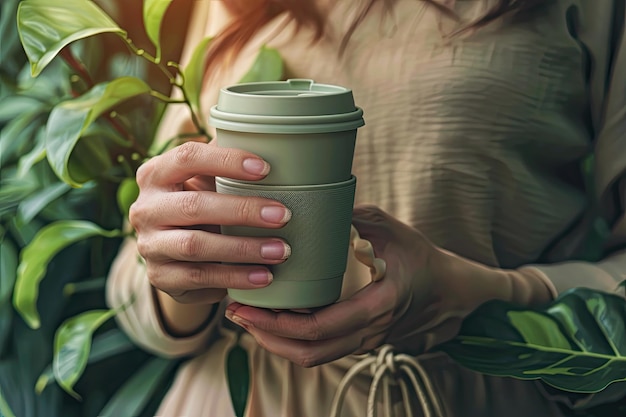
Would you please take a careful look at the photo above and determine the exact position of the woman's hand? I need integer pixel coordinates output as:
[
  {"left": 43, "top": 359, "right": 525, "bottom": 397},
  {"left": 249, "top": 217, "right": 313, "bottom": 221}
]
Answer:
[
  {"left": 129, "top": 141, "right": 292, "bottom": 331},
  {"left": 225, "top": 205, "right": 553, "bottom": 367}
]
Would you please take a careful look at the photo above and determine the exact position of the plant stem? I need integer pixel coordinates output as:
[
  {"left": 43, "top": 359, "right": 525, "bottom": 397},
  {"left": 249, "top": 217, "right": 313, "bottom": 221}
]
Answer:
[
  {"left": 59, "top": 48, "right": 148, "bottom": 157},
  {"left": 60, "top": 49, "right": 94, "bottom": 87},
  {"left": 123, "top": 38, "right": 209, "bottom": 140}
]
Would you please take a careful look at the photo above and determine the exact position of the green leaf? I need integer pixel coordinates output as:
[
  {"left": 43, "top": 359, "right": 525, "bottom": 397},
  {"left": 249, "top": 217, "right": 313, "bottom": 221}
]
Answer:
[
  {"left": 440, "top": 287, "right": 626, "bottom": 393},
  {"left": 226, "top": 343, "right": 250, "bottom": 417},
  {"left": 16, "top": 182, "right": 71, "bottom": 225},
  {"left": 0, "top": 95, "right": 46, "bottom": 124},
  {"left": 17, "top": 0, "right": 126, "bottom": 76},
  {"left": 0, "top": 109, "right": 44, "bottom": 166},
  {"left": 64, "top": 127, "right": 114, "bottom": 185},
  {"left": 0, "top": 238, "right": 18, "bottom": 305},
  {"left": 143, "top": 0, "right": 172, "bottom": 64},
  {"left": 98, "top": 357, "right": 176, "bottom": 417},
  {"left": 45, "top": 77, "right": 151, "bottom": 187},
  {"left": 238, "top": 46, "right": 283, "bottom": 84},
  {"left": 13, "top": 220, "right": 122, "bottom": 329},
  {"left": 53, "top": 309, "right": 116, "bottom": 399},
  {"left": 0, "top": 384, "right": 17, "bottom": 417},
  {"left": 182, "top": 36, "right": 212, "bottom": 116},
  {"left": 36, "top": 328, "right": 135, "bottom": 394},
  {"left": 117, "top": 178, "right": 139, "bottom": 218},
  {"left": 17, "top": 129, "right": 47, "bottom": 178}
]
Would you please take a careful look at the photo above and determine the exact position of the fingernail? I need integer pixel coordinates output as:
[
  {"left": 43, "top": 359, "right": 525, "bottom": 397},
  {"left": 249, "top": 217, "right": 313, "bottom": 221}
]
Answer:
[
  {"left": 261, "top": 206, "right": 292, "bottom": 224},
  {"left": 243, "top": 158, "right": 270, "bottom": 176},
  {"left": 248, "top": 270, "right": 272, "bottom": 285},
  {"left": 226, "top": 312, "right": 251, "bottom": 329},
  {"left": 261, "top": 241, "right": 291, "bottom": 260}
]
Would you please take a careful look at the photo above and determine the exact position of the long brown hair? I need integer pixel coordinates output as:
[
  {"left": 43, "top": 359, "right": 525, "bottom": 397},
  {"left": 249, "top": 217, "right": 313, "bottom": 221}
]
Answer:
[{"left": 207, "top": 0, "right": 545, "bottom": 70}]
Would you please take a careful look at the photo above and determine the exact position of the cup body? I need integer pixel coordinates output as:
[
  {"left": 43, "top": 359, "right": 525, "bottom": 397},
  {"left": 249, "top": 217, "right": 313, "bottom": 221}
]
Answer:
[
  {"left": 216, "top": 177, "right": 356, "bottom": 309},
  {"left": 210, "top": 79, "right": 364, "bottom": 308}
]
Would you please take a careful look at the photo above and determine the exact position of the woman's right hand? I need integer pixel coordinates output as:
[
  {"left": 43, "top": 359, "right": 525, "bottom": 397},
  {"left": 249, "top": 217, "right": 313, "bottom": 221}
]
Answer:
[{"left": 129, "top": 141, "right": 292, "bottom": 306}]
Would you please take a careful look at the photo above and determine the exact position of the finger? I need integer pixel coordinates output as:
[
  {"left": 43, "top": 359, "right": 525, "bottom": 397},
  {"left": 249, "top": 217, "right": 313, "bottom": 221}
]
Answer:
[
  {"left": 138, "top": 229, "right": 291, "bottom": 264},
  {"left": 236, "top": 323, "right": 362, "bottom": 368},
  {"left": 183, "top": 175, "right": 217, "bottom": 192},
  {"left": 137, "top": 191, "right": 291, "bottom": 228},
  {"left": 225, "top": 281, "right": 392, "bottom": 341},
  {"left": 138, "top": 142, "right": 270, "bottom": 188},
  {"left": 168, "top": 288, "right": 228, "bottom": 305},
  {"left": 147, "top": 262, "right": 273, "bottom": 295}
]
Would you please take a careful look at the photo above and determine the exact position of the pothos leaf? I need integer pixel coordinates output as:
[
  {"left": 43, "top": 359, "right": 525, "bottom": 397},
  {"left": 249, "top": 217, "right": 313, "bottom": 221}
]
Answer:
[
  {"left": 45, "top": 77, "right": 151, "bottom": 187},
  {"left": 13, "top": 220, "right": 122, "bottom": 329},
  {"left": 182, "top": 36, "right": 212, "bottom": 117},
  {"left": 98, "top": 357, "right": 176, "bottom": 417},
  {"left": 53, "top": 309, "right": 117, "bottom": 399},
  {"left": 17, "top": 0, "right": 126, "bottom": 76},
  {"left": 226, "top": 343, "right": 250, "bottom": 417},
  {"left": 238, "top": 46, "right": 284, "bottom": 84},
  {"left": 440, "top": 287, "right": 626, "bottom": 393},
  {"left": 143, "top": 0, "right": 173, "bottom": 64}
]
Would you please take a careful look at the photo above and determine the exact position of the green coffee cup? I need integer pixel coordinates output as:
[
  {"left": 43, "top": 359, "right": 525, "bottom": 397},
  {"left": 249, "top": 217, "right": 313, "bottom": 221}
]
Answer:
[
  {"left": 210, "top": 79, "right": 365, "bottom": 309},
  {"left": 210, "top": 79, "right": 364, "bottom": 185}
]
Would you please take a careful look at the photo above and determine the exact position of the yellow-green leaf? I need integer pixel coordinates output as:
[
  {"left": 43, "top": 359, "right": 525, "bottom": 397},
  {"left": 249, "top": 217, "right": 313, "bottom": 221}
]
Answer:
[
  {"left": 117, "top": 178, "right": 140, "bottom": 218},
  {"left": 13, "top": 221, "right": 121, "bottom": 329},
  {"left": 238, "top": 46, "right": 283, "bottom": 84},
  {"left": 143, "top": 0, "right": 173, "bottom": 64},
  {"left": 182, "top": 36, "right": 212, "bottom": 116},
  {"left": 53, "top": 310, "right": 116, "bottom": 399},
  {"left": 18, "top": 0, "right": 126, "bottom": 76},
  {"left": 46, "top": 77, "right": 151, "bottom": 187}
]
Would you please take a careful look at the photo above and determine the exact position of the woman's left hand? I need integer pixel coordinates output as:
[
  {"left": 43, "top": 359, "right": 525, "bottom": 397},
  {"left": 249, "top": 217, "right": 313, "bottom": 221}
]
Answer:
[{"left": 225, "top": 205, "right": 553, "bottom": 367}]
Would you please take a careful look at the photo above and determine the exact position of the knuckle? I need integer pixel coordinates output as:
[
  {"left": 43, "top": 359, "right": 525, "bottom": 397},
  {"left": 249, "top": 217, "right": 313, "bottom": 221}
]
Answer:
[
  {"left": 174, "top": 142, "right": 201, "bottom": 166},
  {"left": 234, "top": 198, "right": 255, "bottom": 223},
  {"left": 301, "top": 318, "right": 325, "bottom": 341},
  {"left": 186, "top": 263, "right": 206, "bottom": 287},
  {"left": 178, "top": 232, "right": 203, "bottom": 258},
  {"left": 135, "top": 161, "right": 154, "bottom": 188},
  {"left": 180, "top": 192, "right": 202, "bottom": 220},
  {"left": 297, "top": 354, "right": 321, "bottom": 369},
  {"left": 135, "top": 235, "right": 152, "bottom": 259},
  {"left": 128, "top": 200, "right": 146, "bottom": 229},
  {"left": 218, "top": 148, "right": 240, "bottom": 170},
  {"left": 232, "top": 238, "right": 254, "bottom": 260},
  {"left": 145, "top": 263, "right": 163, "bottom": 288}
]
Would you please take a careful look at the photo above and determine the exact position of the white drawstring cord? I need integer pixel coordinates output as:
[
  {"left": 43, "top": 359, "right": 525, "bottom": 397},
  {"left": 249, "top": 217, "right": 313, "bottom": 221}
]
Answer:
[
  {"left": 329, "top": 346, "right": 445, "bottom": 417},
  {"left": 338, "top": 228, "right": 444, "bottom": 417}
]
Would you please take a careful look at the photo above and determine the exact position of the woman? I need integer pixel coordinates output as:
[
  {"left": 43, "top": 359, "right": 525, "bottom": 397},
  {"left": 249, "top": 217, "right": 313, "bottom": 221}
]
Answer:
[{"left": 107, "top": 0, "right": 626, "bottom": 416}]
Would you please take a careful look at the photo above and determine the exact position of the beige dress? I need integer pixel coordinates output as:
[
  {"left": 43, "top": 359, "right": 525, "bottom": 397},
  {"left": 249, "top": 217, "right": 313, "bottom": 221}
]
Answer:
[{"left": 107, "top": 1, "right": 626, "bottom": 416}]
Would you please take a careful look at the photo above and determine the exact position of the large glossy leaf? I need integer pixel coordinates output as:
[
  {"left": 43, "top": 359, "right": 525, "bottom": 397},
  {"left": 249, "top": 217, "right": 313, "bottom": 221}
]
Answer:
[
  {"left": 227, "top": 343, "right": 250, "bottom": 417},
  {"left": 53, "top": 309, "right": 116, "bottom": 399},
  {"left": 0, "top": 110, "right": 43, "bottom": 166},
  {"left": 36, "top": 328, "right": 135, "bottom": 394},
  {"left": 13, "top": 220, "right": 122, "bottom": 329},
  {"left": 0, "top": 238, "right": 18, "bottom": 305},
  {"left": 45, "top": 77, "right": 151, "bottom": 187},
  {"left": 182, "top": 36, "right": 212, "bottom": 116},
  {"left": 238, "top": 46, "right": 284, "bottom": 84},
  {"left": 17, "top": 130, "right": 46, "bottom": 178},
  {"left": 16, "top": 182, "right": 71, "bottom": 225},
  {"left": 440, "top": 287, "right": 626, "bottom": 393},
  {"left": 143, "top": 0, "right": 173, "bottom": 64},
  {"left": 0, "top": 384, "right": 17, "bottom": 417},
  {"left": 17, "top": 0, "right": 126, "bottom": 76},
  {"left": 98, "top": 357, "right": 176, "bottom": 417},
  {"left": 0, "top": 239, "right": 18, "bottom": 355}
]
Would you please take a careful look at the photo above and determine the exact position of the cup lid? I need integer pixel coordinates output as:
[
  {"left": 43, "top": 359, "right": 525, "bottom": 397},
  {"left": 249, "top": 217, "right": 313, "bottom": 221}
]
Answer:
[{"left": 210, "top": 79, "right": 365, "bottom": 134}]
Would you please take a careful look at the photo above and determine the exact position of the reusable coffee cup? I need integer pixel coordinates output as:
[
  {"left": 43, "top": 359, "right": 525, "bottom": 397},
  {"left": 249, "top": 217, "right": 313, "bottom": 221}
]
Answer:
[{"left": 210, "top": 79, "right": 365, "bottom": 309}]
